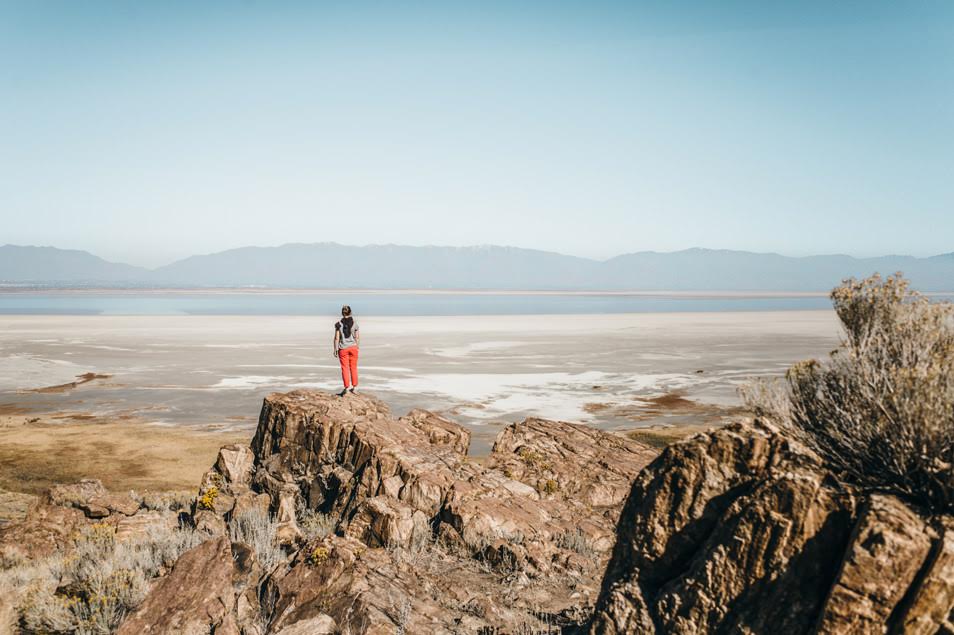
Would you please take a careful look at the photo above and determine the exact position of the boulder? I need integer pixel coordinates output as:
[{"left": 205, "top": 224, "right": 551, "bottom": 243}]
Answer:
[
  {"left": 589, "top": 420, "right": 954, "bottom": 634},
  {"left": 0, "top": 476, "right": 160, "bottom": 564},
  {"left": 233, "top": 490, "right": 272, "bottom": 519},
  {"left": 399, "top": 408, "right": 471, "bottom": 454},
  {"left": 215, "top": 444, "right": 256, "bottom": 488},
  {"left": 47, "top": 478, "right": 107, "bottom": 507},
  {"left": 440, "top": 417, "right": 657, "bottom": 568},
  {"left": 901, "top": 517, "right": 954, "bottom": 634},
  {"left": 46, "top": 478, "right": 142, "bottom": 518},
  {"left": 265, "top": 535, "right": 544, "bottom": 634},
  {"left": 345, "top": 496, "right": 430, "bottom": 548},
  {"left": 818, "top": 495, "right": 935, "bottom": 632},
  {"left": 251, "top": 391, "right": 461, "bottom": 522},
  {"left": 116, "top": 536, "right": 242, "bottom": 635}
]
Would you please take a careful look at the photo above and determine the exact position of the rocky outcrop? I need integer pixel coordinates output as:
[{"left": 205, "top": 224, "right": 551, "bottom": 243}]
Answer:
[
  {"left": 6, "top": 388, "right": 950, "bottom": 633},
  {"left": 116, "top": 536, "right": 250, "bottom": 635},
  {"left": 0, "top": 478, "right": 167, "bottom": 565},
  {"left": 127, "top": 389, "right": 657, "bottom": 633},
  {"left": 241, "top": 391, "right": 656, "bottom": 566},
  {"left": 399, "top": 408, "right": 472, "bottom": 455},
  {"left": 0, "top": 479, "right": 186, "bottom": 634},
  {"left": 589, "top": 420, "right": 954, "bottom": 634}
]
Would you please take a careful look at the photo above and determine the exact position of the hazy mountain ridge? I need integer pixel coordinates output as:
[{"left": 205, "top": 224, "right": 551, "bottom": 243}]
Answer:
[
  {"left": 2, "top": 243, "right": 952, "bottom": 291},
  {"left": 0, "top": 245, "right": 150, "bottom": 283}
]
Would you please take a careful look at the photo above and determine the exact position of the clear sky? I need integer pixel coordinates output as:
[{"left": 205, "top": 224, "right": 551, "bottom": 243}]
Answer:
[{"left": 2, "top": 1, "right": 952, "bottom": 268}]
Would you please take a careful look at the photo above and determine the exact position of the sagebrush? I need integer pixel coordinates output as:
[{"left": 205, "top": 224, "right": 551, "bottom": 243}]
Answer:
[
  {"left": 227, "top": 507, "right": 285, "bottom": 571},
  {"left": 743, "top": 273, "right": 954, "bottom": 512},
  {"left": 9, "top": 521, "right": 203, "bottom": 634}
]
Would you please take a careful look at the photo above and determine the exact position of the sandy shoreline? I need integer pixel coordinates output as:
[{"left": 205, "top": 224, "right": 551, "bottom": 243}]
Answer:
[{"left": 0, "top": 311, "right": 841, "bottom": 500}]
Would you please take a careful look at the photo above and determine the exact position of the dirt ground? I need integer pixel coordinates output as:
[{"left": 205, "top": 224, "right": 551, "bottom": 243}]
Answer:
[{"left": 0, "top": 413, "right": 250, "bottom": 496}]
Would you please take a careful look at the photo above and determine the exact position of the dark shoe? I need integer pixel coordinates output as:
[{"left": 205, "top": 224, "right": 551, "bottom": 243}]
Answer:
[
  {"left": 337, "top": 388, "right": 349, "bottom": 397},
  {"left": 349, "top": 387, "right": 358, "bottom": 395}
]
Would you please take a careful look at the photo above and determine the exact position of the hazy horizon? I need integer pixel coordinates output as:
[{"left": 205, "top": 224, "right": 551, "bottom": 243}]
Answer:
[
  {"left": 4, "top": 241, "right": 954, "bottom": 271},
  {"left": 3, "top": 2, "right": 953, "bottom": 267}
]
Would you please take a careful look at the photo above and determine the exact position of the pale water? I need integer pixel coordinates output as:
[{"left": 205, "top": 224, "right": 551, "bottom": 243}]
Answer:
[{"left": 0, "top": 291, "right": 855, "bottom": 315}]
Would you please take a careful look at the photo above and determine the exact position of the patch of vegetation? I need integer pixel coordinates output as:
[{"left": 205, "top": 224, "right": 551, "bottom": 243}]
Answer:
[
  {"left": 538, "top": 479, "right": 559, "bottom": 495},
  {"left": 556, "top": 528, "right": 597, "bottom": 558},
  {"left": 307, "top": 545, "right": 330, "bottom": 566},
  {"left": 227, "top": 508, "right": 284, "bottom": 572},
  {"left": 129, "top": 489, "right": 193, "bottom": 512},
  {"left": 198, "top": 485, "right": 219, "bottom": 511},
  {"left": 744, "top": 274, "right": 954, "bottom": 513},
  {"left": 517, "top": 448, "right": 551, "bottom": 472},
  {"left": 295, "top": 499, "right": 336, "bottom": 542},
  {"left": 7, "top": 521, "right": 203, "bottom": 634}
]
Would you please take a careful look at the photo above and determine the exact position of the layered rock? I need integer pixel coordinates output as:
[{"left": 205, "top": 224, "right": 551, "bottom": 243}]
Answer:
[
  {"left": 156, "top": 389, "right": 658, "bottom": 633},
  {"left": 242, "top": 391, "right": 655, "bottom": 567},
  {"left": 7, "top": 386, "right": 949, "bottom": 634},
  {"left": 0, "top": 478, "right": 184, "bottom": 634},
  {"left": 0, "top": 478, "right": 166, "bottom": 564},
  {"left": 116, "top": 535, "right": 259, "bottom": 635},
  {"left": 589, "top": 421, "right": 954, "bottom": 634}
]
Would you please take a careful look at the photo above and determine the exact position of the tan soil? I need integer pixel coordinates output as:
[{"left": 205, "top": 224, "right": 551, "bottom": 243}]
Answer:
[{"left": 0, "top": 414, "right": 249, "bottom": 495}]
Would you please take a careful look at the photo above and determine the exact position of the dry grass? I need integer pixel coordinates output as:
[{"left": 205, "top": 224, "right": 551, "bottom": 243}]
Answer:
[
  {"left": 228, "top": 508, "right": 285, "bottom": 572},
  {"left": 626, "top": 424, "right": 712, "bottom": 449},
  {"left": 743, "top": 274, "right": 954, "bottom": 512},
  {"left": 129, "top": 489, "right": 194, "bottom": 512},
  {"left": 5, "top": 521, "right": 204, "bottom": 634},
  {"left": 555, "top": 528, "right": 597, "bottom": 559},
  {"left": 0, "top": 417, "right": 249, "bottom": 495},
  {"left": 296, "top": 504, "right": 336, "bottom": 542}
]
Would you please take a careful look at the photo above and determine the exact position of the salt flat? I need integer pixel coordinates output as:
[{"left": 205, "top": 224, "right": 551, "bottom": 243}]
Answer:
[{"left": 0, "top": 312, "right": 840, "bottom": 458}]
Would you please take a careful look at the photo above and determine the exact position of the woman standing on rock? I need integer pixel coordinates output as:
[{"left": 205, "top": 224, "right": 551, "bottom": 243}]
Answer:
[{"left": 334, "top": 305, "right": 360, "bottom": 396}]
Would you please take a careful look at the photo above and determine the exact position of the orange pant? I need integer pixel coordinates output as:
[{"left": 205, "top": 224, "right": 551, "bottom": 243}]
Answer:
[{"left": 338, "top": 346, "right": 359, "bottom": 388}]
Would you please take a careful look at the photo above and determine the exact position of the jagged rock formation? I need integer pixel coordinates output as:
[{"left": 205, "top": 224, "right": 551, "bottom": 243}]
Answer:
[
  {"left": 6, "top": 391, "right": 948, "bottom": 633},
  {"left": 126, "top": 390, "right": 657, "bottom": 633},
  {"left": 589, "top": 420, "right": 954, "bottom": 634},
  {"left": 0, "top": 478, "right": 183, "bottom": 633},
  {"left": 0, "top": 478, "right": 167, "bottom": 563},
  {"left": 116, "top": 535, "right": 262, "bottom": 635}
]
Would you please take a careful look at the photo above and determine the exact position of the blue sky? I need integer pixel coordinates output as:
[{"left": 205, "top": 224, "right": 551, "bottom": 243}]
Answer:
[{"left": 1, "top": 1, "right": 952, "bottom": 267}]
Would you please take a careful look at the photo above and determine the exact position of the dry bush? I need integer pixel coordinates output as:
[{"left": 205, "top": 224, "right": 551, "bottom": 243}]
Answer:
[
  {"left": 296, "top": 500, "right": 336, "bottom": 542},
  {"left": 555, "top": 528, "right": 597, "bottom": 558},
  {"left": 130, "top": 489, "right": 194, "bottom": 512},
  {"left": 743, "top": 274, "right": 954, "bottom": 512},
  {"left": 227, "top": 508, "right": 285, "bottom": 572},
  {"left": 12, "top": 521, "right": 203, "bottom": 634}
]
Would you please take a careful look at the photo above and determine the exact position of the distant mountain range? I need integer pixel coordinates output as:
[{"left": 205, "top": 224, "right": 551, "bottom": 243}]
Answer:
[{"left": 2, "top": 243, "right": 953, "bottom": 291}]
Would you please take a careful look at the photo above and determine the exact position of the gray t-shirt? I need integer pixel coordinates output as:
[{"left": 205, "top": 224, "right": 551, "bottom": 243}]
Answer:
[{"left": 336, "top": 320, "right": 359, "bottom": 349}]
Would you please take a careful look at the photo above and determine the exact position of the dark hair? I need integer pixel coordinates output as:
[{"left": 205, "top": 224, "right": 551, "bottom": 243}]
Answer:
[{"left": 339, "top": 305, "right": 354, "bottom": 338}]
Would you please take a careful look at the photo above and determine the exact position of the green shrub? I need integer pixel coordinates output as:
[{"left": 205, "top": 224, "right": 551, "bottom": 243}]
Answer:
[{"left": 744, "top": 274, "right": 954, "bottom": 512}]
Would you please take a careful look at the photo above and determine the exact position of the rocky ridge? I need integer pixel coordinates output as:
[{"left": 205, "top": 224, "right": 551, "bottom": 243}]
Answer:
[
  {"left": 1, "top": 390, "right": 951, "bottom": 633},
  {"left": 590, "top": 420, "right": 954, "bottom": 634},
  {"left": 124, "top": 390, "right": 657, "bottom": 633}
]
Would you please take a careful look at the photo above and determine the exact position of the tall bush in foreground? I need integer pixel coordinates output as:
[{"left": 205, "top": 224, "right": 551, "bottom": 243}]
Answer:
[{"left": 744, "top": 274, "right": 954, "bottom": 512}]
